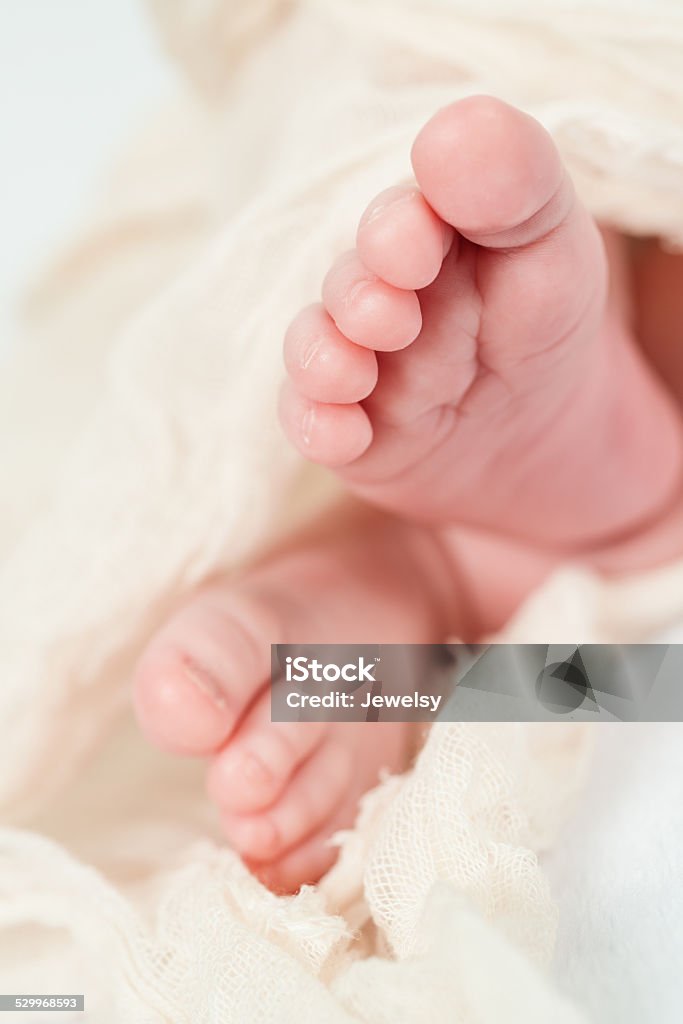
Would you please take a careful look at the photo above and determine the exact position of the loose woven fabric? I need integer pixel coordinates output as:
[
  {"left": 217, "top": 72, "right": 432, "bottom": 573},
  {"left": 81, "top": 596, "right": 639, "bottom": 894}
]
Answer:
[{"left": 1, "top": 1, "right": 683, "bottom": 1019}]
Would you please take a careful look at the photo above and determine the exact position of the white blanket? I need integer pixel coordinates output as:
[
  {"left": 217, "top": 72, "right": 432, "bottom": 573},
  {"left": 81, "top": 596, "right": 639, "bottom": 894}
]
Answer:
[{"left": 548, "top": 716, "right": 683, "bottom": 1023}]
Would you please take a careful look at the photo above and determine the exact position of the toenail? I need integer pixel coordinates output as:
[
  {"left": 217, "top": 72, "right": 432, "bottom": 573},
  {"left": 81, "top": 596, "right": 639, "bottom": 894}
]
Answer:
[
  {"left": 364, "top": 201, "right": 390, "bottom": 226},
  {"left": 301, "top": 406, "right": 315, "bottom": 446},
  {"left": 345, "top": 279, "right": 374, "bottom": 308},
  {"left": 180, "top": 653, "right": 229, "bottom": 711},
  {"left": 242, "top": 751, "right": 273, "bottom": 788},
  {"left": 300, "top": 337, "right": 321, "bottom": 370},
  {"left": 364, "top": 188, "right": 419, "bottom": 226}
]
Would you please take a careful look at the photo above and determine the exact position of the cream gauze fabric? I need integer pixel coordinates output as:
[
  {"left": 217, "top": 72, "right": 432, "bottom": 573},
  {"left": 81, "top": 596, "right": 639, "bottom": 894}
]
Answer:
[{"left": 1, "top": 1, "right": 683, "bottom": 1020}]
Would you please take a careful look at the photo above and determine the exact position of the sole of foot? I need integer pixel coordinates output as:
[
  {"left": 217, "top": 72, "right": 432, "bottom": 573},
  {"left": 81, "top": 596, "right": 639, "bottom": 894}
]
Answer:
[{"left": 280, "top": 95, "right": 682, "bottom": 548}]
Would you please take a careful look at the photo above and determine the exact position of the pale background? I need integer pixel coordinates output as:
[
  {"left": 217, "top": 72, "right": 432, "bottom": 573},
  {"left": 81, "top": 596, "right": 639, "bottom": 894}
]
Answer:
[
  {"left": 0, "top": 4, "right": 681, "bottom": 1022},
  {"left": 0, "top": 0, "right": 173, "bottom": 350}
]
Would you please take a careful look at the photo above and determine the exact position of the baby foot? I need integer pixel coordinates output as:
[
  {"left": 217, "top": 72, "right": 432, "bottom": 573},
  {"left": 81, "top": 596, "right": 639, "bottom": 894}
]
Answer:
[
  {"left": 281, "top": 96, "right": 682, "bottom": 547},
  {"left": 132, "top": 510, "right": 451, "bottom": 891}
]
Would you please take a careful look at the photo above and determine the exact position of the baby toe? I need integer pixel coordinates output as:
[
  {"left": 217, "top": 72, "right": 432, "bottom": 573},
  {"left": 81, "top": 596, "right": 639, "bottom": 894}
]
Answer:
[
  {"left": 322, "top": 250, "right": 422, "bottom": 351},
  {"left": 222, "top": 737, "right": 352, "bottom": 863},
  {"left": 278, "top": 381, "right": 373, "bottom": 466},
  {"left": 207, "top": 689, "right": 328, "bottom": 813},
  {"left": 411, "top": 95, "right": 568, "bottom": 246},
  {"left": 132, "top": 586, "right": 277, "bottom": 756},
  {"left": 248, "top": 831, "right": 339, "bottom": 894},
  {"left": 133, "top": 645, "right": 233, "bottom": 755},
  {"left": 283, "top": 303, "right": 378, "bottom": 404},
  {"left": 357, "top": 185, "right": 453, "bottom": 290}
]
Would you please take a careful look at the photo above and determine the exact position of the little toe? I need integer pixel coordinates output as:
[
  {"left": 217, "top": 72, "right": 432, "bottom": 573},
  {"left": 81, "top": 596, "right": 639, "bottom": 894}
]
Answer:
[
  {"left": 133, "top": 586, "right": 277, "bottom": 756},
  {"left": 357, "top": 185, "right": 454, "bottom": 290},
  {"left": 322, "top": 250, "right": 422, "bottom": 351},
  {"left": 278, "top": 381, "right": 372, "bottom": 466},
  {"left": 222, "top": 737, "right": 352, "bottom": 863},
  {"left": 248, "top": 827, "right": 339, "bottom": 893},
  {"left": 283, "top": 303, "right": 378, "bottom": 404},
  {"left": 207, "top": 688, "right": 327, "bottom": 814}
]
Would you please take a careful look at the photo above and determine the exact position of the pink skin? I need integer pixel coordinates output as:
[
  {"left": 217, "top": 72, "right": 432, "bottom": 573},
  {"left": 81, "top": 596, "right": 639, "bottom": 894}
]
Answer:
[
  {"left": 280, "top": 96, "right": 682, "bottom": 546},
  {"left": 134, "top": 508, "right": 455, "bottom": 891},
  {"left": 133, "top": 96, "right": 683, "bottom": 893}
]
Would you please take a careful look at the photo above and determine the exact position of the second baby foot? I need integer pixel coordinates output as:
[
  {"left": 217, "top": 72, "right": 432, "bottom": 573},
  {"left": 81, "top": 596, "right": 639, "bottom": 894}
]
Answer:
[
  {"left": 280, "top": 96, "right": 683, "bottom": 548},
  {"left": 132, "top": 508, "right": 453, "bottom": 891}
]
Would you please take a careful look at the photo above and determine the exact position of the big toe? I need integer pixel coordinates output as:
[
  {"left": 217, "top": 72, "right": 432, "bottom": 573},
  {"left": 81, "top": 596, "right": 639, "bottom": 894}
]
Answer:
[
  {"left": 132, "top": 586, "right": 278, "bottom": 756},
  {"left": 411, "top": 95, "right": 570, "bottom": 246}
]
